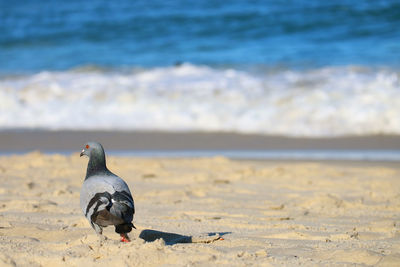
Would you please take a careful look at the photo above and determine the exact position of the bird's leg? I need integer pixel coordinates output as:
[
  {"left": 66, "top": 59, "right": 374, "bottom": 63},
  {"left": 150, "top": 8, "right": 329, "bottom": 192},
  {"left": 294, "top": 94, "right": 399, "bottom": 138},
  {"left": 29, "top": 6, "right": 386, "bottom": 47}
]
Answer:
[
  {"left": 93, "top": 223, "right": 103, "bottom": 234},
  {"left": 93, "top": 224, "right": 108, "bottom": 243},
  {"left": 98, "top": 233, "right": 108, "bottom": 241},
  {"left": 120, "top": 233, "right": 130, "bottom": 243}
]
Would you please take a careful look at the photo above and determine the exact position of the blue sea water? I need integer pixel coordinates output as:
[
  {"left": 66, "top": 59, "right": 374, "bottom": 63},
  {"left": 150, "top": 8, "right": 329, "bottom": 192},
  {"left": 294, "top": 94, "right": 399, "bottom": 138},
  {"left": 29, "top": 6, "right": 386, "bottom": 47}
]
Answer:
[
  {"left": 1, "top": 0, "right": 400, "bottom": 136},
  {"left": 1, "top": 0, "right": 399, "bottom": 72}
]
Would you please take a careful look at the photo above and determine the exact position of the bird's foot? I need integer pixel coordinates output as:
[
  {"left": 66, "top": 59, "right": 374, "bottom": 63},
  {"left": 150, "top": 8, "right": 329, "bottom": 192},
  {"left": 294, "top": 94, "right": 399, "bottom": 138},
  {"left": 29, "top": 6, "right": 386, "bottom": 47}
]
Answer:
[
  {"left": 120, "top": 233, "right": 130, "bottom": 243},
  {"left": 96, "top": 234, "right": 108, "bottom": 246}
]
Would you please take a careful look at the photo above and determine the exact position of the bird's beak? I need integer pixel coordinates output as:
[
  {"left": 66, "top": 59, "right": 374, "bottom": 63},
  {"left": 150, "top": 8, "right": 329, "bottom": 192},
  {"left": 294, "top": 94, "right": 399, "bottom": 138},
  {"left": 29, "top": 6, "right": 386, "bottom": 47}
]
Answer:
[{"left": 80, "top": 149, "right": 85, "bottom": 157}]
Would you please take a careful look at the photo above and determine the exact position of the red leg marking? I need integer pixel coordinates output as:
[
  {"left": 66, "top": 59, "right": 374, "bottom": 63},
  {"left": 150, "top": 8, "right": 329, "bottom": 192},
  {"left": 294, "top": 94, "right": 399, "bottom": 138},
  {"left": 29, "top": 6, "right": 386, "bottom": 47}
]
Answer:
[{"left": 120, "top": 233, "right": 130, "bottom": 243}]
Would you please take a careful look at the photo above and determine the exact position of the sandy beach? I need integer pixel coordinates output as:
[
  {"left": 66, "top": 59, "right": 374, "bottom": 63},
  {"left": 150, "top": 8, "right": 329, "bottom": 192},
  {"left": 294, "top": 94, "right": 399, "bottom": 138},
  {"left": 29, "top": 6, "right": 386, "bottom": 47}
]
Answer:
[
  {"left": 2, "top": 0, "right": 400, "bottom": 266},
  {"left": 1, "top": 149, "right": 400, "bottom": 266}
]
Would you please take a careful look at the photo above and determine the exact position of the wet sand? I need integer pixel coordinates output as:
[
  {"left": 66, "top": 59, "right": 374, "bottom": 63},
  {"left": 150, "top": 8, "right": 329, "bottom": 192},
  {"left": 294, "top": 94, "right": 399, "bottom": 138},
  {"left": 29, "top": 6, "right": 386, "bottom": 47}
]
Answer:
[{"left": 2, "top": 130, "right": 400, "bottom": 151}]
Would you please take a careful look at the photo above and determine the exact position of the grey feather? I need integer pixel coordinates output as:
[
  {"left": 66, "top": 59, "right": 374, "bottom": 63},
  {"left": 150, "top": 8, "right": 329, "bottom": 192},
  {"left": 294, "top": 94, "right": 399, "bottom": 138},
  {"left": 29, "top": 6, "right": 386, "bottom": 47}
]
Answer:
[{"left": 79, "top": 142, "right": 135, "bottom": 236}]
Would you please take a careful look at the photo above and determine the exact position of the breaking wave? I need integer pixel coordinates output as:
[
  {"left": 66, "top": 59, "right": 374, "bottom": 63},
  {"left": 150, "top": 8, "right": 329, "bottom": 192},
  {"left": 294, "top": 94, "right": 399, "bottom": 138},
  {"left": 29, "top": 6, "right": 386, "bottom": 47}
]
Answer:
[{"left": 1, "top": 64, "right": 399, "bottom": 137}]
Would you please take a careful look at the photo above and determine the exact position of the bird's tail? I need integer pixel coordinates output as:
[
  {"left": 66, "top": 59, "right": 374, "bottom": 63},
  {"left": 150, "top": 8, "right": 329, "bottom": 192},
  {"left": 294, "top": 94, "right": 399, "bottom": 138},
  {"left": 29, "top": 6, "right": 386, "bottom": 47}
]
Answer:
[{"left": 115, "top": 223, "right": 135, "bottom": 234}]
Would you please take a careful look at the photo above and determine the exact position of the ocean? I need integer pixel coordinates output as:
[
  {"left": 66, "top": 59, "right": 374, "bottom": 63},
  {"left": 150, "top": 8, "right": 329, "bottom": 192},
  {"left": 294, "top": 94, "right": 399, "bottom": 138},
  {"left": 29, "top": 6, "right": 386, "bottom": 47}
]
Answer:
[{"left": 1, "top": 0, "right": 400, "bottom": 137}]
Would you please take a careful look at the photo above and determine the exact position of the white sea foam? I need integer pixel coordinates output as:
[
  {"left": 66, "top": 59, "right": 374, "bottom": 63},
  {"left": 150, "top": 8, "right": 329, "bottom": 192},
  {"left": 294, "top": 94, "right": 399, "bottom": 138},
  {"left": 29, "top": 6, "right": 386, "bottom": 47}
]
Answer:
[{"left": 1, "top": 64, "right": 399, "bottom": 136}]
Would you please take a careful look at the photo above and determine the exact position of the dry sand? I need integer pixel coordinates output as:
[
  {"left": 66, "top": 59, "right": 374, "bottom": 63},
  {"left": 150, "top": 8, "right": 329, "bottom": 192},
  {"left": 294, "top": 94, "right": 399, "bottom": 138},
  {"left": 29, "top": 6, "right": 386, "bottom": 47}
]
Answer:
[{"left": 1, "top": 152, "right": 400, "bottom": 266}]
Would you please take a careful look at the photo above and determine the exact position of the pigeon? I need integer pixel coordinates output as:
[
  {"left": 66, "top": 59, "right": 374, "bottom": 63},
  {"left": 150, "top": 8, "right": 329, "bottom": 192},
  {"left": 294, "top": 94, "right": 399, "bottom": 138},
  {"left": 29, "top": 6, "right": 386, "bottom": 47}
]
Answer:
[{"left": 80, "top": 141, "right": 135, "bottom": 242}]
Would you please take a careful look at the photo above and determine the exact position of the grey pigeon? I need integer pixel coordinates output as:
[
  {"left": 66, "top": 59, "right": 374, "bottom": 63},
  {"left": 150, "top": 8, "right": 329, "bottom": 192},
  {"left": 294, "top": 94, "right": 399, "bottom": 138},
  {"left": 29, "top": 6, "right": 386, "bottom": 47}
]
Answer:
[{"left": 80, "top": 141, "right": 135, "bottom": 242}]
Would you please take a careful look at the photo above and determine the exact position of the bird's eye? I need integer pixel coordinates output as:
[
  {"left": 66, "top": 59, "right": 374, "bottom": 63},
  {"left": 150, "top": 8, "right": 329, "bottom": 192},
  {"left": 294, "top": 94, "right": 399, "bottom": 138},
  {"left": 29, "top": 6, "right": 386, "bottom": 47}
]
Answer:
[{"left": 86, "top": 144, "right": 90, "bottom": 149}]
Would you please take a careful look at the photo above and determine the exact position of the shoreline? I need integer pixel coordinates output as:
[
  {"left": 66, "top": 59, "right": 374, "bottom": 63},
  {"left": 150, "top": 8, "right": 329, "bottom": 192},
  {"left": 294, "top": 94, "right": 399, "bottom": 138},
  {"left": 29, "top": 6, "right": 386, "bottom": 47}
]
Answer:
[{"left": 2, "top": 130, "right": 400, "bottom": 151}]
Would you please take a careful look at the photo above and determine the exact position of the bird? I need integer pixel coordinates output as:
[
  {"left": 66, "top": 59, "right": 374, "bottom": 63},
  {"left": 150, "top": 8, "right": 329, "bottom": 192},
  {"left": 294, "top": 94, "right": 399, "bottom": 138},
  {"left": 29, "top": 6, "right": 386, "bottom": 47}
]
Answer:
[{"left": 79, "top": 141, "right": 135, "bottom": 242}]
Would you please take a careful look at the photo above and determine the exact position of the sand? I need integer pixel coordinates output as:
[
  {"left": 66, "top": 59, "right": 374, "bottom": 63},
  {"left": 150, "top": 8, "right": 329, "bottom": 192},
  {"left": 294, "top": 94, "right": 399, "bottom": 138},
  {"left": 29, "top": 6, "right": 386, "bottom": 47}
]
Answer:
[{"left": 0, "top": 152, "right": 400, "bottom": 266}]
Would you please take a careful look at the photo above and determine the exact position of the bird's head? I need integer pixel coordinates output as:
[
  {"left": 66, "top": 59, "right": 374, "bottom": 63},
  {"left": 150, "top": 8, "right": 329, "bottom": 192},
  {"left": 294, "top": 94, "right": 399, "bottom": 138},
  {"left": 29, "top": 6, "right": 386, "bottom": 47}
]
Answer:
[{"left": 80, "top": 141, "right": 104, "bottom": 158}]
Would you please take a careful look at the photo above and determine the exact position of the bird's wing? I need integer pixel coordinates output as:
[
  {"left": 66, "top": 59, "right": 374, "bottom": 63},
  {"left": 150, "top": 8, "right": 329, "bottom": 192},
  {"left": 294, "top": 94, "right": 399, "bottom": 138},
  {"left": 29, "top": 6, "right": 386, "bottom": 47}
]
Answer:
[
  {"left": 109, "top": 190, "right": 135, "bottom": 223},
  {"left": 80, "top": 175, "right": 134, "bottom": 227}
]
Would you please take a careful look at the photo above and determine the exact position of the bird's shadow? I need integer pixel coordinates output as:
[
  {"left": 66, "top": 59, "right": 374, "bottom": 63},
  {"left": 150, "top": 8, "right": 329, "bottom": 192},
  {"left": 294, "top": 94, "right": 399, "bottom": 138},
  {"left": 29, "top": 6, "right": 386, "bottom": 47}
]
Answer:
[{"left": 138, "top": 229, "right": 231, "bottom": 245}]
